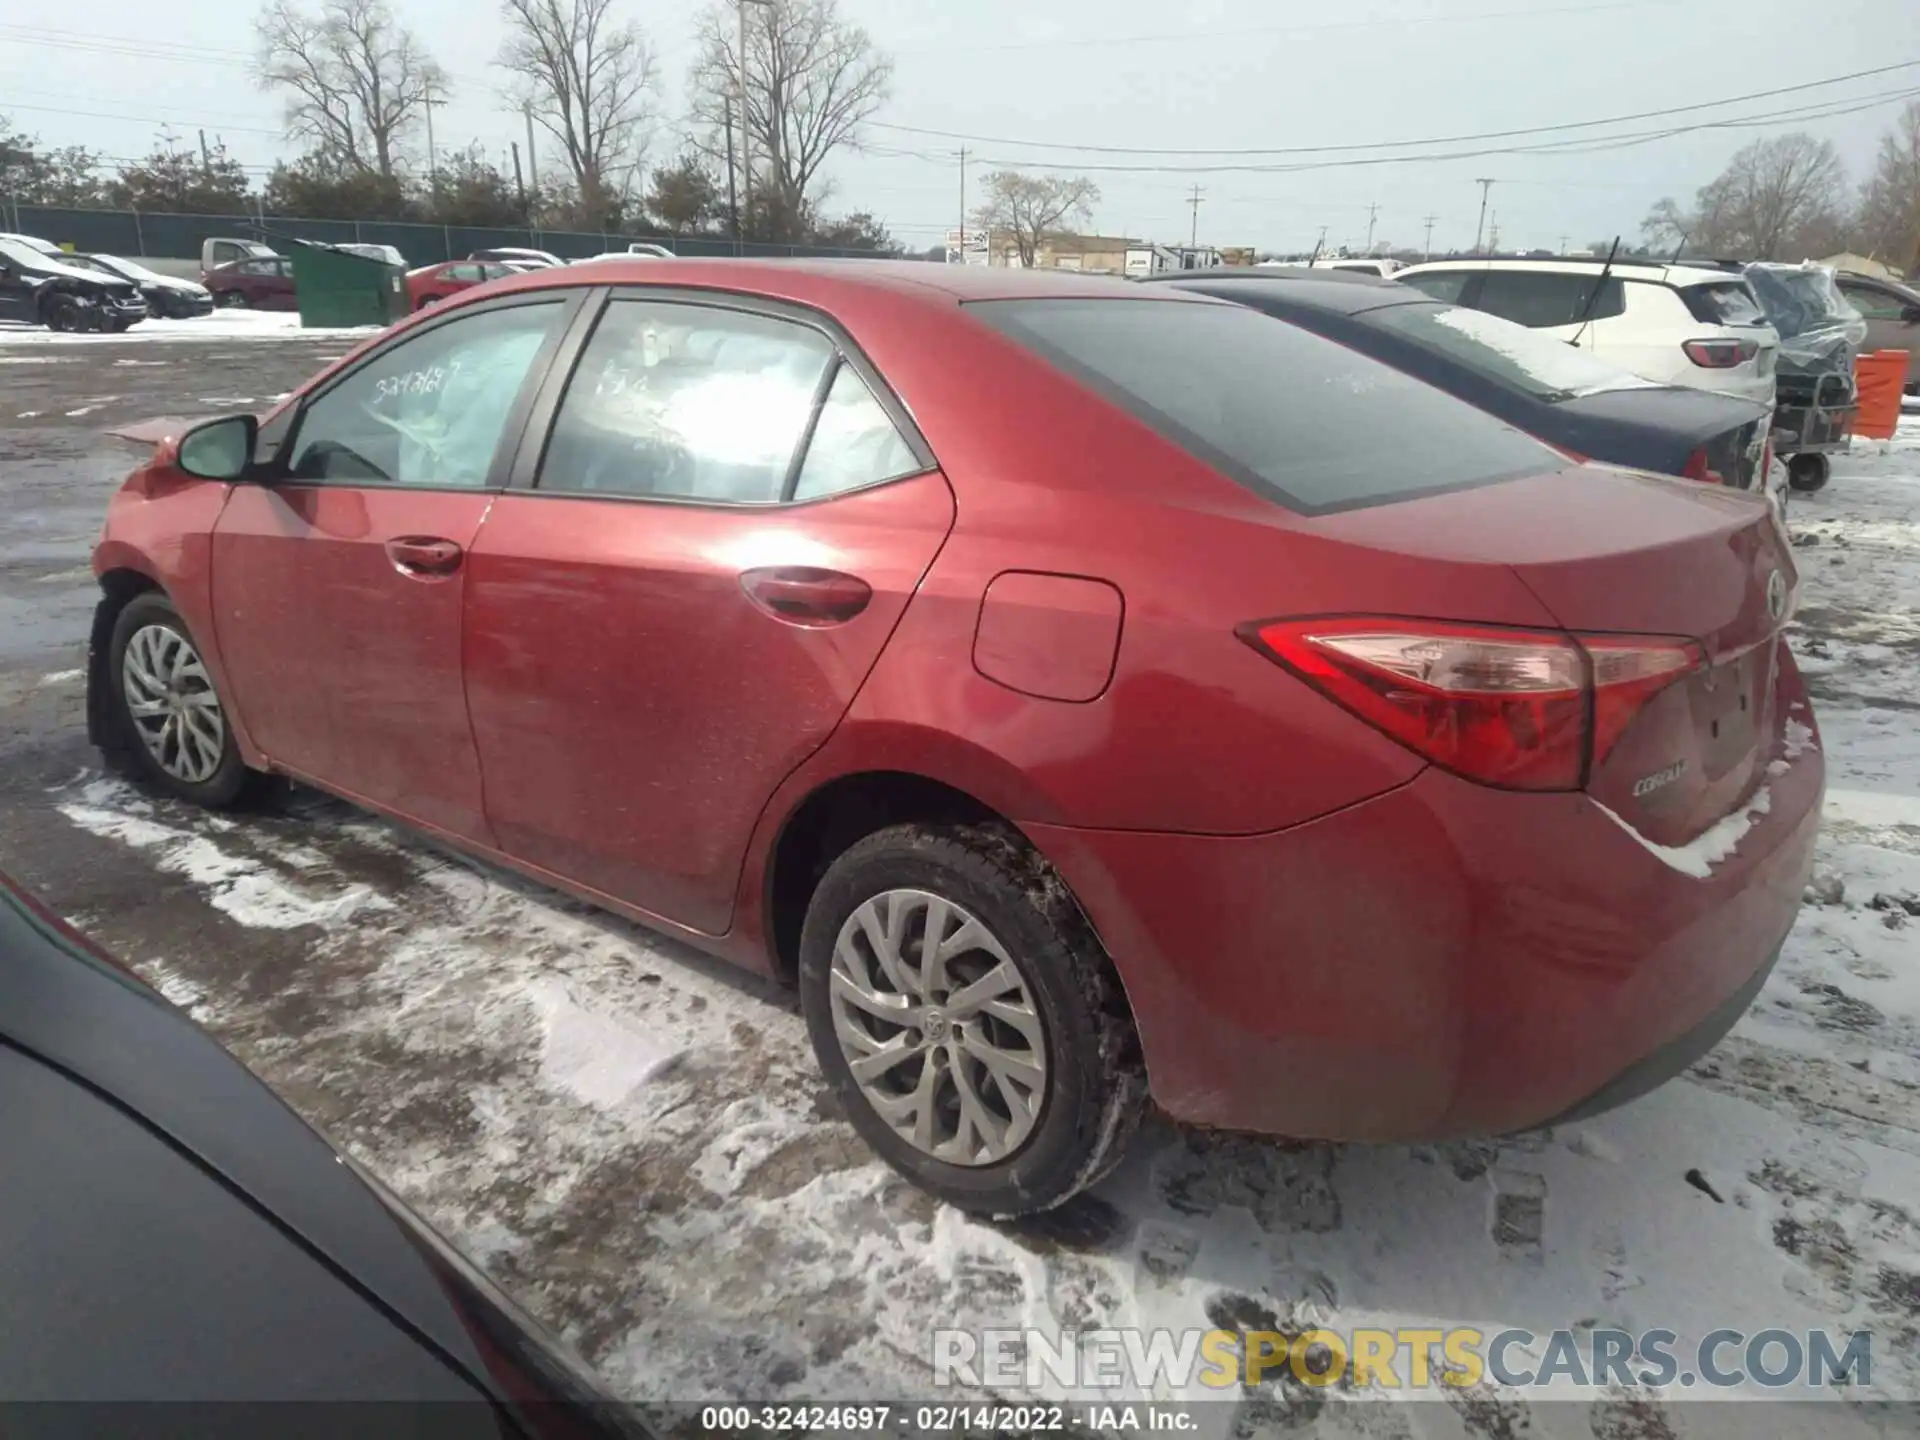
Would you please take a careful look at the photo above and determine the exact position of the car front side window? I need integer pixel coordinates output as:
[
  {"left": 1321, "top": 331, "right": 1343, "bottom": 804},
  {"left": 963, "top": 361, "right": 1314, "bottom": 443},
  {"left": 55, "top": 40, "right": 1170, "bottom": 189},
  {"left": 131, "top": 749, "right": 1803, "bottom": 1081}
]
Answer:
[
  {"left": 1841, "top": 283, "right": 1903, "bottom": 321},
  {"left": 285, "top": 301, "right": 564, "bottom": 489}
]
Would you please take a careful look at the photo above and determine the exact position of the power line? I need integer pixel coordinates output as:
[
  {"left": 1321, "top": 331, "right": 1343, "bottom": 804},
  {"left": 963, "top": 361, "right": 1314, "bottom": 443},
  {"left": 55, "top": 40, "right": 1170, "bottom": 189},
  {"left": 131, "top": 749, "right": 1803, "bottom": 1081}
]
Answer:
[
  {"left": 891, "top": 0, "right": 1737, "bottom": 57},
  {"left": 964, "top": 85, "right": 1920, "bottom": 175},
  {"left": 868, "top": 58, "right": 1920, "bottom": 156}
]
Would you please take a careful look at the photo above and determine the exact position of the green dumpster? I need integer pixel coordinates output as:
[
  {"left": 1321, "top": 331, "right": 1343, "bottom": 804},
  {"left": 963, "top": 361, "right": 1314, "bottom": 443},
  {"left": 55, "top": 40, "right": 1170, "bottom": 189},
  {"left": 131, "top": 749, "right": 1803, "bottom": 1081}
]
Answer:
[{"left": 288, "top": 242, "right": 409, "bottom": 329}]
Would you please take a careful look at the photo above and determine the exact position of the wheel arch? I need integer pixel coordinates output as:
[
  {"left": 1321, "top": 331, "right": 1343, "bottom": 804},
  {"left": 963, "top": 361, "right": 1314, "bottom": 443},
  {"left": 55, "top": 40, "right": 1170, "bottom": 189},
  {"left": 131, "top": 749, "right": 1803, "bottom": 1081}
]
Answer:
[{"left": 762, "top": 769, "right": 1007, "bottom": 984}]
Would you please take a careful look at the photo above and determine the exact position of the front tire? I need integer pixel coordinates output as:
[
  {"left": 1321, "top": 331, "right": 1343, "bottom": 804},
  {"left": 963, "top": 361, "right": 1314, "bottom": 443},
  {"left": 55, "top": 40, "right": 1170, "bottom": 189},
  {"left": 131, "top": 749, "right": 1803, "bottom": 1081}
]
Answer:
[
  {"left": 799, "top": 823, "right": 1147, "bottom": 1216},
  {"left": 107, "top": 593, "right": 254, "bottom": 808}
]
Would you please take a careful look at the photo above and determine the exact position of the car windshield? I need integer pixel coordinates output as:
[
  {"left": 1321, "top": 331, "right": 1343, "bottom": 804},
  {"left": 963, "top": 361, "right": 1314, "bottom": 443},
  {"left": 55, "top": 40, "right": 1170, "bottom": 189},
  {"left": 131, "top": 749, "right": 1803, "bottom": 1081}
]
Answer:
[
  {"left": 93, "top": 256, "right": 165, "bottom": 283},
  {"left": 0, "top": 238, "right": 61, "bottom": 269},
  {"left": 971, "top": 297, "right": 1557, "bottom": 513},
  {"left": 1367, "top": 300, "right": 1659, "bottom": 402}
]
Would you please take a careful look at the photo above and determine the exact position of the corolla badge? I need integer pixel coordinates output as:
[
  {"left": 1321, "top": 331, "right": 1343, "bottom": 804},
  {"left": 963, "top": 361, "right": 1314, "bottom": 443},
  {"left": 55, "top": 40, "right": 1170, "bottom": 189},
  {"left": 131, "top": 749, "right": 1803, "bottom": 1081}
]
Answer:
[
  {"left": 1767, "top": 569, "right": 1788, "bottom": 622},
  {"left": 1632, "top": 760, "right": 1687, "bottom": 798}
]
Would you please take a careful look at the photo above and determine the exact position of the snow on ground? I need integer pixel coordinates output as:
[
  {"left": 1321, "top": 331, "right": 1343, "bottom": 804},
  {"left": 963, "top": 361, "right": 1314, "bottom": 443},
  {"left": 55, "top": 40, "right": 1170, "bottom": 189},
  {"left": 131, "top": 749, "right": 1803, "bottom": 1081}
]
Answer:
[
  {"left": 35, "top": 418, "right": 1920, "bottom": 1433},
  {"left": 0, "top": 311, "right": 380, "bottom": 345}
]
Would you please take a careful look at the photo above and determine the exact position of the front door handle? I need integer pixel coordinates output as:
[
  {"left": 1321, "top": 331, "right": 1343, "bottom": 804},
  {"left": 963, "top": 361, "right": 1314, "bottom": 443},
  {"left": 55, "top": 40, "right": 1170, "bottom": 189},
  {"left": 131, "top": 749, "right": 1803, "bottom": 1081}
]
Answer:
[
  {"left": 739, "top": 567, "right": 873, "bottom": 627},
  {"left": 386, "top": 536, "right": 464, "bottom": 576}
]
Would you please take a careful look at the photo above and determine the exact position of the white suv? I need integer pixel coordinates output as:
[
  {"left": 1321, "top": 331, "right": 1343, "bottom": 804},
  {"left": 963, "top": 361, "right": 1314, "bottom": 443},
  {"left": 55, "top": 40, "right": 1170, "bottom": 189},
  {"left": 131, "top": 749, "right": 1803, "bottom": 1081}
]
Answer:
[{"left": 1393, "top": 258, "right": 1780, "bottom": 404}]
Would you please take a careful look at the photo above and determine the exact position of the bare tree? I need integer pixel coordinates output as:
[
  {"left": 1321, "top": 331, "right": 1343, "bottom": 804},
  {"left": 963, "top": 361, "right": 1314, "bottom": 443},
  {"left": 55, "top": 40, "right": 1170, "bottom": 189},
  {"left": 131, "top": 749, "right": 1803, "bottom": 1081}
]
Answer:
[
  {"left": 687, "top": 0, "right": 892, "bottom": 240},
  {"left": 1644, "top": 132, "right": 1849, "bottom": 261},
  {"left": 1855, "top": 99, "right": 1920, "bottom": 272},
  {"left": 972, "top": 171, "right": 1099, "bottom": 267},
  {"left": 497, "top": 0, "right": 658, "bottom": 228},
  {"left": 257, "top": 0, "right": 446, "bottom": 179}
]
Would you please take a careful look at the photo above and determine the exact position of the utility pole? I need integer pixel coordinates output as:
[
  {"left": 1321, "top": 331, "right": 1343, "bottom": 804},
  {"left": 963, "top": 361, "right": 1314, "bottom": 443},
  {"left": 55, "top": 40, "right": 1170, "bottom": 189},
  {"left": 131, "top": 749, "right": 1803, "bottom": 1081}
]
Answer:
[
  {"left": 957, "top": 147, "right": 968, "bottom": 264},
  {"left": 1558, "top": 234, "right": 1569, "bottom": 255},
  {"left": 737, "top": 0, "right": 751, "bottom": 227},
  {"left": 1422, "top": 214, "right": 1437, "bottom": 260},
  {"left": 724, "top": 96, "right": 740, "bottom": 240},
  {"left": 523, "top": 105, "right": 539, "bottom": 220},
  {"left": 1472, "top": 177, "right": 1495, "bottom": 253},
  {"left": 425, "top": 96, "right": 438, "bottom": 187},
  {"left": 1365, "top": 201, "right": 1379, "bottom": 254},
  {"left": 1488, "top": 211, "right": 1500, "bottom": 254},
  {"left": 1187, "top": 184, "right": 1204, "bottom": 250},
  {"left": 510, "top": 141, "right": 526, "bottom": 217},
  {"left": 198, "top": 128, "right": 212, "bottom": 177}
]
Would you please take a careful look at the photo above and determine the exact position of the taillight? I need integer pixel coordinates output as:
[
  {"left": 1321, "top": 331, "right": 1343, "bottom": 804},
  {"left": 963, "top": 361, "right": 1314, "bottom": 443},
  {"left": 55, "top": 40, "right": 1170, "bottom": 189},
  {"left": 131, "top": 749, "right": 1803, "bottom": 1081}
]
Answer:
[
  {"left": 1680, "top": 447, "right": 1727, "bottom": 486},
  {"left": 1245, "top": 617, "right": 1703, "bottom": 791},
  {"left": 1683, "top": 338, "right": 1758, "bottom": 369}
]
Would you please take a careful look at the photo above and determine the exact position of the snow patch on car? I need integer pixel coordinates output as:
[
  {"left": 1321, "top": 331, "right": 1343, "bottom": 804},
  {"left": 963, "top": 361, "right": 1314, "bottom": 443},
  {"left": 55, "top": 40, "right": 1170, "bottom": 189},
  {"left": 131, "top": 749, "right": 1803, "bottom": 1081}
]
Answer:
[{"left": 1593, "top": 785, "right": 1774, "bottom": 879}]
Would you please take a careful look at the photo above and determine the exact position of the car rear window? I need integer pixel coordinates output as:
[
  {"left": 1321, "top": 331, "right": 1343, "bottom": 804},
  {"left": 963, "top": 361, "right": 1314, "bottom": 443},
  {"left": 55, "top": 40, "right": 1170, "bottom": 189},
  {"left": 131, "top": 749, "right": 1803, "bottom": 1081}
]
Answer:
[
  {"left": 970, "top": 297, "right": 1557, "bottom": 513},
  {"left": 1680, "top": 281, "right": 1769, "bottom": 327},
  {"left": 1369, "top": 301, "right": 1658, "bottom": 401}
]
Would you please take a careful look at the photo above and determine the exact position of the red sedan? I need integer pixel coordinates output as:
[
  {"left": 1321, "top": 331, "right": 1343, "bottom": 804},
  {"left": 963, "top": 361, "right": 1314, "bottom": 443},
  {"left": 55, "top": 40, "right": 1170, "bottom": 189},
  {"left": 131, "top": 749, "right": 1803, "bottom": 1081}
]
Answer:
[
  {"left": 406, "top": 259, "right": 518, "bottom": 310},
  {"left": 86, "top": 261, "right": 1822, "bottom": 1214},
  {"left": 201, "top": 255, "right": 296, "bottom": 310}
]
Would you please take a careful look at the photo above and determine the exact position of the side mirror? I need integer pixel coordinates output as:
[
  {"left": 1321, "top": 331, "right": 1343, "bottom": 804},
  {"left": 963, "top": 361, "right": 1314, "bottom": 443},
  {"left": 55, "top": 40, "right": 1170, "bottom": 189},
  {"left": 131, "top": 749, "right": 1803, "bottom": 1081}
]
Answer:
[
  {"left": 176, "top": 414, "right": 260, "bottom": 481},
  {"left": 1902, "top": 305, "right": 1920, "bottom": 324}
]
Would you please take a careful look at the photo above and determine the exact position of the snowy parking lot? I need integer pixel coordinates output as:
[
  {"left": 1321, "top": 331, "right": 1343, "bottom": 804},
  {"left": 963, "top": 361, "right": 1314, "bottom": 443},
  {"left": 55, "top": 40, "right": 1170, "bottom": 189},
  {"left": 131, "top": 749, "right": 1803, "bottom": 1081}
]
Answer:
[{"left": 1, "top": 330, "right": 1917, "bottom": 1437}]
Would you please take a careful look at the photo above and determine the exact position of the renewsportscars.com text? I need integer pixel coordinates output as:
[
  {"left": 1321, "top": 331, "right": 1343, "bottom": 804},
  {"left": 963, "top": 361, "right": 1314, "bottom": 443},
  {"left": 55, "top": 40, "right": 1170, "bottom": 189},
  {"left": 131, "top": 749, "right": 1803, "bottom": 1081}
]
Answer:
[{"left": 933, "top": 1325, "right": 1874, "bottom": 1393}]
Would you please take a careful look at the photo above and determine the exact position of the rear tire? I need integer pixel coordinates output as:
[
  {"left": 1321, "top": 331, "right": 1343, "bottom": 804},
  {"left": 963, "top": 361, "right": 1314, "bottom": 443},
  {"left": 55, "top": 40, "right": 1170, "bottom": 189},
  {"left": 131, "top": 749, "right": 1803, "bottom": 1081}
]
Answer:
[
  {"left": 106, "top": 593, "right": 256, "bottom": 809},
  {"left": 798, "top": 822, "right": 1147, "bottom": 1216},
  {"left": 1787, "top": 454, "right": 1830, "bottom": 493},
  {"left": 217, "top": 291, "right": 249, "bottom": 309},
  {"left": 42, "top": 295, "right": 82, "bottom": 332}
]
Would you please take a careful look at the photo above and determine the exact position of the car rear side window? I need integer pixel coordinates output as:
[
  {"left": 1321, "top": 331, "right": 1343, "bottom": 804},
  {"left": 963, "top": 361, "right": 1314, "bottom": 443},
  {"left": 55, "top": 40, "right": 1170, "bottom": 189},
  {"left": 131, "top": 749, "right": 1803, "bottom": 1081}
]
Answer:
[
  {"left": 971, "top": 297, "right": 1556, "bottom": 513},
  {"left": 1475, "top": 270, "right": 1623, "bottom": 328},
  {"left": 791, "top": 363, "right": 923, "bottom": 501},
  {"left": 538, "top": 300, "right": 835, "bottom": 503},
  {"left": 1680, "top": 281, "right": 1769, "bottom": 326}
]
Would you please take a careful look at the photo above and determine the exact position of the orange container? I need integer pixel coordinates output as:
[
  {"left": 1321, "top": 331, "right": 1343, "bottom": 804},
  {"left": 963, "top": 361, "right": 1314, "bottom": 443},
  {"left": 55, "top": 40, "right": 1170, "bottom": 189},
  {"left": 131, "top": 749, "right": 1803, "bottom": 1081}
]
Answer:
[{"left": 1852, "top": 349, "right": 1909, "bottom": 441}]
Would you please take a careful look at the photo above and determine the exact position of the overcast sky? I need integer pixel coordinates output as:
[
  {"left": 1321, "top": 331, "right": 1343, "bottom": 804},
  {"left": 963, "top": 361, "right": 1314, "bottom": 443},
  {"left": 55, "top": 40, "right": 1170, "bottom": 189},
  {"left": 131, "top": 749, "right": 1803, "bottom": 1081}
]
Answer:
[{"left": 4, "top": 0, "right": 1914, "bottom": 255}]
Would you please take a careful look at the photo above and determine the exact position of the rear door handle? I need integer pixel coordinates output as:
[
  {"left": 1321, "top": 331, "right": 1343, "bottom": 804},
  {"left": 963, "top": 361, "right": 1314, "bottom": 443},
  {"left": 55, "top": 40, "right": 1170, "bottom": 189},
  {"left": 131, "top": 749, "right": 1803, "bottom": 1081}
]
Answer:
[
  {"left": 739, "top": 567, "right": 872, "bottom": 626},
  {"left": 385, "top": 536, "right": 464, "bottom": 576}
]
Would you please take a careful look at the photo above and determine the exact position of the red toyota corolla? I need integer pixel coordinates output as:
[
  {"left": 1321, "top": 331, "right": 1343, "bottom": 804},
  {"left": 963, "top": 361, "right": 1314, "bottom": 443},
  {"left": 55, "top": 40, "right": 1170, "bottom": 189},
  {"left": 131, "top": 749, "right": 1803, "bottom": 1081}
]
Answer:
[
  {"left": 406, "top": 259, "right": 521, "bottom": 310},
  {"left": 88, "top": 260, "right": 1822, "bottom": 1214}
]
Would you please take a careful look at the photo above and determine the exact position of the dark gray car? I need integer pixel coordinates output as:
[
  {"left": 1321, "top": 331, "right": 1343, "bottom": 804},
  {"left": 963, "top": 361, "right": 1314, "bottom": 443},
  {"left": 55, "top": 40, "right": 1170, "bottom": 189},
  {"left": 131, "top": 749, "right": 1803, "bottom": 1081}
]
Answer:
[{"left": 1834, "top": 271, "right": 1920, "bottom": 392}]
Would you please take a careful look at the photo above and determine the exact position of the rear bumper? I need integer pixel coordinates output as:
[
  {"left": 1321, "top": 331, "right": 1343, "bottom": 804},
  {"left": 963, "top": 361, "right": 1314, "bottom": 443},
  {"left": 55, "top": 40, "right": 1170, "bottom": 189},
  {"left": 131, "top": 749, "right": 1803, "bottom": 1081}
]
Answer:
[
  {"left": 1029, "top": 677, "right": 1824, "bottom": 1142},
  {"left": 1539, "top": 934, "right": 1782, "bottom": 1128}
]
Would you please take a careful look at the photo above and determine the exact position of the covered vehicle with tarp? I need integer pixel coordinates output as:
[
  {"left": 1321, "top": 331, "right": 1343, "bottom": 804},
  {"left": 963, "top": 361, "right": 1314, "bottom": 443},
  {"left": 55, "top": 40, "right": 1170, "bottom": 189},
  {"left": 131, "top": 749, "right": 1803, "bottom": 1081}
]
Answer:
[{"left": 1744, "top": 261, "right": 1867, "bottom": 493}]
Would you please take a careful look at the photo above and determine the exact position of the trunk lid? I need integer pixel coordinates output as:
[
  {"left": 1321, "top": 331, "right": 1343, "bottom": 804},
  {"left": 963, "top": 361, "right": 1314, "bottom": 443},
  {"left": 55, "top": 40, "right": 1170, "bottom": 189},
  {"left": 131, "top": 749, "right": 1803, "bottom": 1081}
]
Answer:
[{"left": 1308, "top": 464, "right": 1798, "bottom": 842}]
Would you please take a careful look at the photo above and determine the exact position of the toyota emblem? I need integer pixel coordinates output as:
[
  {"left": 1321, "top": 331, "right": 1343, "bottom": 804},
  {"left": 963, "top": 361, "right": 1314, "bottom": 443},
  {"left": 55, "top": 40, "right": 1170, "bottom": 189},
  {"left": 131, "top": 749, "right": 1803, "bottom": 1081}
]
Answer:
[{"left": 1766, "top": 569, "right": 1788, "bottom": 622}]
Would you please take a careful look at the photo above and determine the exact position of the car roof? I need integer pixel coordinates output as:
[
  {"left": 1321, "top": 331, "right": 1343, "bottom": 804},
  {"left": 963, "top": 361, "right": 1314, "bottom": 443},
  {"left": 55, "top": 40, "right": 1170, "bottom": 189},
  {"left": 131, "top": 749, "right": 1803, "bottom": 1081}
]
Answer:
[
  {"left": 1156, "top": 268, "right": 1425, "bottom": 316},
  {"left": 1395, "top": 255, "right": 1747, "bottom": 287},
  {"left": 491, "top": 256, "right": 1207, "bottom": 304}
]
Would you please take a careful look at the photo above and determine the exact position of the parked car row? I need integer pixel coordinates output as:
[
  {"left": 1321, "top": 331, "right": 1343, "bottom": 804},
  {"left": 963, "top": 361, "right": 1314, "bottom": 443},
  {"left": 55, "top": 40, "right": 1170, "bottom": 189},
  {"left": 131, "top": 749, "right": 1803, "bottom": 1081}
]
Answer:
[
  {"left": 91, "top": 256, "right": 1821, "bottom": 1224},
  {"left": 0, "top": 233, "right": 153, "bottom": 331}
]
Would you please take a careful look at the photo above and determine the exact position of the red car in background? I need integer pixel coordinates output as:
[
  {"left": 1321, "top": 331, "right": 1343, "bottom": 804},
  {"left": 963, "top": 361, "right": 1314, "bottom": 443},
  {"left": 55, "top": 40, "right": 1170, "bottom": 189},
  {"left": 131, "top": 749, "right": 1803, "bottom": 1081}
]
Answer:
[
  {"left": 201, "top": 255, "right": 296, "bottom": 310},
  {"left": 407, "top": 259, "right": 519, "bottom": 310},
  {"left": 85, "top": 261, "right": 1822, "bottom": 1216}
]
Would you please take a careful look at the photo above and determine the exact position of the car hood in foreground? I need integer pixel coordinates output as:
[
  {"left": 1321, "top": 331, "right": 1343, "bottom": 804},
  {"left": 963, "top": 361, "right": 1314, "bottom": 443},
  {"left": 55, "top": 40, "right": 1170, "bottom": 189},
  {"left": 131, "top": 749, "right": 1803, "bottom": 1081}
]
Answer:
[{"left": 0, "top": 874, "right": 647, "bottom": 1429}]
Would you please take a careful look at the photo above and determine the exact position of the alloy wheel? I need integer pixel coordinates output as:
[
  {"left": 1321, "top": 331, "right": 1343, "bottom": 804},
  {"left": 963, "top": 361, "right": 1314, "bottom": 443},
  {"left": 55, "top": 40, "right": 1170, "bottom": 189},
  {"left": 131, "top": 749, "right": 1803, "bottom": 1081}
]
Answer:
[
  {"left": 827, "top": 888, "right": 1048, "bottom": 1166},
  {"left": 121, "top": 623, "right": 227, "bottom": 784}
]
